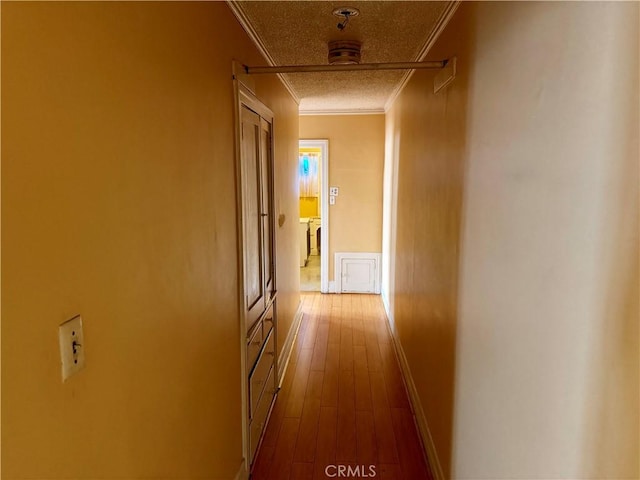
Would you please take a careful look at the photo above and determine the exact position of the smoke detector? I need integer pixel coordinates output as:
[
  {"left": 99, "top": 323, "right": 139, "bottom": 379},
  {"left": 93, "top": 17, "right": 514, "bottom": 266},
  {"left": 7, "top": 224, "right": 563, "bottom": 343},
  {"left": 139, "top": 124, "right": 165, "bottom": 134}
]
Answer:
[{"left": 328, "top": 40, "right": 362, "bottom": 65}]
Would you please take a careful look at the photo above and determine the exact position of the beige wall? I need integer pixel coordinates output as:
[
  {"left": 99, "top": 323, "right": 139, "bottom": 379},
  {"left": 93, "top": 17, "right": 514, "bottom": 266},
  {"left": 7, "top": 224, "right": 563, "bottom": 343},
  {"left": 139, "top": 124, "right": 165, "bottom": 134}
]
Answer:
[
  {"left": 385, "top": 2, "right": 639, "bottom": 479},
  {"left": 299, "top": 115, "right": 385, "bottom": 281},
  {"left": 1, "top": 3, "right": 299, "bottom": 479},
  {"left": 384, "top": 7, "right": 470, "bottom": 476}
]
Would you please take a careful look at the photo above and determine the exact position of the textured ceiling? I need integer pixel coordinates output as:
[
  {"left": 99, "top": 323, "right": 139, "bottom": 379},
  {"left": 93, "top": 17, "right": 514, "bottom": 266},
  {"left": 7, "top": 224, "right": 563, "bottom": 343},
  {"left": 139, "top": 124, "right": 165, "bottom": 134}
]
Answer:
[{"left": 231, "top": 1, "right": 452, "bottom": 113}]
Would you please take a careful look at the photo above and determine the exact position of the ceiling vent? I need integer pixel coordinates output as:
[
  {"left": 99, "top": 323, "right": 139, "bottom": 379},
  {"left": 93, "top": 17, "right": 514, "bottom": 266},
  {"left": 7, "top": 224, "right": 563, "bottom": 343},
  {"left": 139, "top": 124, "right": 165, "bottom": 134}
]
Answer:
[{"left": 328, "top": 40, "right": 362, "bottom": 65}]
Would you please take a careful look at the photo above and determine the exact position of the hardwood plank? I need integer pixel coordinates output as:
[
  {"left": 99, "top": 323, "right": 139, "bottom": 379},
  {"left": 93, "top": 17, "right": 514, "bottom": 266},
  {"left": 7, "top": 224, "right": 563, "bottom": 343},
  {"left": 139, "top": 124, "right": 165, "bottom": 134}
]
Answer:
[
  {"left": 290, "top": 462, "right": 314, "bottom": 480},
  {"left": 339, "top": 323, "right": 354, "bottom": 371},
  {"left": 353, "top": 345, "right": 368, "bottom": 373},
  {"left": 378, "top": 342, "right": 410, "bottom": 409},
  {"left": 285, "top": 347, "right": 313, "bottom": 418},
  {"left": 292, "top": 371, "right": 324, "bottom": 461},
  {"left": 310, "top": 323, "right": 329, "bottom": 371},
  {"left": 336, "top": 368, "right": 356, "bottom": 462},
  {"left": 369, "top": 370, "right": 400, "bottom": 464},
  {"left": 373, "top": 407, "right": 399, "bottom": 464},
  {"left": 327, "top": 312, "right": 341, "bottom": 344},
  {"left": 355, "top": 410, "right": 378, "bottom": 465},
  {"left": 352, "top": 296, "right": 366, "bottom": 346},
  {"left": 306, "top": 370, "right": 324, "bottom": 399},
  {"left": 313, "top": 406, "right": 338, "bottom": 480},
  {"left": 391, "top": 408, "right": 433, "bottom": 480},
  {"left": 261, "top": 391, "right": 287, "bottom": 450},
  {"left": 301, "top": 296, "right": 320, "bottom": 351},
  {"left": 266, "top": 417, "right": 300, "bottom": 480},
  {"left": 293, "top": 398, "right": 321, "bottom": 462},
  {"left": 364, "top": 332, "right": 383, "bottom": 372},
  {"left": 354, "top": 369, "right": 372, "bottom": 411},
  {"left": 330, "top": 294, "right": 342, "bottom": 316},
  {"left": 377, "top": 463, "right": 403, "bottom": 480},
  {"left": 253, "top": 294, "right": 431, "bottom": 480},
  {"left": 369, "top": 370, "right": 389, "bottom": 410},
  {"left": 320, "top": 344, "right": 340, "bottom": 407},
  {"left": 317, "top": 295, "right": 331, "bottom": 325},
  {"left": 251, "top": 443, "right": 274, "bottom": 479}
]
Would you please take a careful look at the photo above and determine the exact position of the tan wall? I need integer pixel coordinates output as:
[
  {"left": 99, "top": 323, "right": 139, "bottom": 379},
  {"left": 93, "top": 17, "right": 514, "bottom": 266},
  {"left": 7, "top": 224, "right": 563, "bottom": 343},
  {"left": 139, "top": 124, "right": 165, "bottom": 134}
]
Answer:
[
  {"left": 299, "top": 197, "right": 319, "bottom": 217},
  {"left": 299, "top": 115, "right": 385, "bottom": 281},
  {"left": 384, "top": 8, "right": 471, "bottom": 476},
  {"left": 385, "top": 2, "right": 639, "bottom": 479},
  {"left": 1, "top": 3, "right": 299, "bottom": 479}
]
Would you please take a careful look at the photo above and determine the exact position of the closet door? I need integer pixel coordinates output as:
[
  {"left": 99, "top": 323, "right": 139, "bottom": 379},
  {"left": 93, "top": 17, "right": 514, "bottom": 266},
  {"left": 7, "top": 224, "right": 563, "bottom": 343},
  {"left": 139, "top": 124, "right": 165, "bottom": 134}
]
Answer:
[{"left": 241, "top": 106, "right": 265, "bottom": 327}]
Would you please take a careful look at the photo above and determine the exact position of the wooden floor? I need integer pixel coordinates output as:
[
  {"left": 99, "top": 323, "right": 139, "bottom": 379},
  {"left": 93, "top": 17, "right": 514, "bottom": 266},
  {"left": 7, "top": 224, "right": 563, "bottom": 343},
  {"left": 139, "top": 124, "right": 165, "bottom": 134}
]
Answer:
[{"left": 251, "top": 293, "right": 433, "bottom": 480}]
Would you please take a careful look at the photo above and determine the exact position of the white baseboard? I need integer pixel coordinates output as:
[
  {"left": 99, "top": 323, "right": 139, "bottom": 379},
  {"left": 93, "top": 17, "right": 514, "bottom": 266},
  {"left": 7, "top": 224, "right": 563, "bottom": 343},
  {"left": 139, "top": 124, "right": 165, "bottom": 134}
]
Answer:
[
  {"left": 381, "top": 289, "right": 390, "bottom": 317},
  {"left": 277, "top": 300, "right": 304, "bottom": 385},
  {"left": 328, "top": 281, "right": 336, "bottom": 293},
  {"left": 382, "top": 301, "right": 445, "bottom": 480}
]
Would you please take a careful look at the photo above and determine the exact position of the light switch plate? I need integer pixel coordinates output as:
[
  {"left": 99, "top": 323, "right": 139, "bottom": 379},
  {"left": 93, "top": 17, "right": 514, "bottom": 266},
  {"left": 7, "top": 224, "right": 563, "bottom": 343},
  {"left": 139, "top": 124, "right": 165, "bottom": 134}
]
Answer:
[
  {"left": 329, "top": 187, "right": 339, "bottom": 196},
  {"left": 59, "top": 315, "right": 85, "bottom": 381},
  {"left": 330, "top": 195, "right": 336, "bottom": 205}
]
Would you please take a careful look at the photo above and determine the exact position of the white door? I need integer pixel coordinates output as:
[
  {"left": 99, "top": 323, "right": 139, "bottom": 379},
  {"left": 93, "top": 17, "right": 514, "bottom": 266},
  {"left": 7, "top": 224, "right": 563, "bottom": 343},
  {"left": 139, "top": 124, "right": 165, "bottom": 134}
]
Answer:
[{"left": 340, "top": 257, "right": 377, "bottom": 293}]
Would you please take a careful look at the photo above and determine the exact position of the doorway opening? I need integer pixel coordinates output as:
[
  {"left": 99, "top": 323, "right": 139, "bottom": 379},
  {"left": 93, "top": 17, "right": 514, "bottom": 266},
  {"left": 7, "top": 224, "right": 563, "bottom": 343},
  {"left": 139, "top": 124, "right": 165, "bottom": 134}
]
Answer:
[{"left": 299, "top": 139, "right": 329, "bottom": 292}]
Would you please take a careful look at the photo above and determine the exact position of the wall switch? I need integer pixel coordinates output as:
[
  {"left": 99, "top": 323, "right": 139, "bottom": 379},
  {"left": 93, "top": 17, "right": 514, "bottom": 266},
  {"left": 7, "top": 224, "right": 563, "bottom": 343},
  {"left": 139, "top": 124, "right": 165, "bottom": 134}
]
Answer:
[
  {"left": 59, "top": 315, "right": 85, "bottom": 381},
  {"left": 330, "top": 195, "right": 336, "bottom": 205},
  {"left": 329, "top": 187, "right": 339, "bottom": 196}
]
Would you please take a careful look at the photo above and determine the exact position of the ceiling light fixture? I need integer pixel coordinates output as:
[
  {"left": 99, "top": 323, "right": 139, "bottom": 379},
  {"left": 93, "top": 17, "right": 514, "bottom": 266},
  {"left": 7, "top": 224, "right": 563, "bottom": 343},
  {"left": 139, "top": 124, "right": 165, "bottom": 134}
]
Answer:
[{"left": 333, "top": 6, "right": 360, "bottom": 31}]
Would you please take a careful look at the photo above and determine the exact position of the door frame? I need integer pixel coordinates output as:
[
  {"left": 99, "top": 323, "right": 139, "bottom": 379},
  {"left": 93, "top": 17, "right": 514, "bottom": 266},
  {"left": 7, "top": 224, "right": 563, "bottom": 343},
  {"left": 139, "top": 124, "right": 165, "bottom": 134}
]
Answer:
[{"left": 299, "top": 139, "right": 329, "bottom": 293}]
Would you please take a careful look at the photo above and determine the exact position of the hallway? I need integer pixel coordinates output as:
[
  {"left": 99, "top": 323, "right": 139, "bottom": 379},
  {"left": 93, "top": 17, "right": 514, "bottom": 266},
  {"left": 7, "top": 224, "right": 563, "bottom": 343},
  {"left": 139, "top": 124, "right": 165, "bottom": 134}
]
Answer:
[{"left": 251, "top": 293, "right": 432, "bottom": 480}]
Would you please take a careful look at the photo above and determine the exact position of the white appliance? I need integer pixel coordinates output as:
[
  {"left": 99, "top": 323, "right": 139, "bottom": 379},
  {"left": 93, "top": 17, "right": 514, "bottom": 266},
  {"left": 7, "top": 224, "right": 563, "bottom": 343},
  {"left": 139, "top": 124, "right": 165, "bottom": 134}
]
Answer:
[
  {"left": 309, "top": 217, "right": 321, "bottom": 255},
  {"left": 299, "top": 218, "right": 310, "bottom": 267}
]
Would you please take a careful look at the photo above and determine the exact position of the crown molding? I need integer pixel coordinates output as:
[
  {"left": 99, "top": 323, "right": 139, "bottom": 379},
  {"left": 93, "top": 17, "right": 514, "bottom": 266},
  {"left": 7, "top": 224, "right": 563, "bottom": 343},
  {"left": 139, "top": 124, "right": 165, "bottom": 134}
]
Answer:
[
  {"left": 384, "top": 0, "right": 461, "bottom": 113},
  {"left": 299, "top": 109, "right": 385, "bottom": 116},
  {"left": 226, "top": 1, "right": 301, "bottom": 105}
]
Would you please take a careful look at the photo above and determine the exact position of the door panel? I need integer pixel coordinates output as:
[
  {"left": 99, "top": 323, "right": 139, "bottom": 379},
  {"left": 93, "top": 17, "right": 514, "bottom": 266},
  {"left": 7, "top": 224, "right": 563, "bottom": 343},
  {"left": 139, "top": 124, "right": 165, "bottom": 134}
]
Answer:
[
  {"left": 341, "top": 258, "right": 376, "bottom": 293},
  {"left": 241, "top": 106, "right": 264, "bottom": 326}
]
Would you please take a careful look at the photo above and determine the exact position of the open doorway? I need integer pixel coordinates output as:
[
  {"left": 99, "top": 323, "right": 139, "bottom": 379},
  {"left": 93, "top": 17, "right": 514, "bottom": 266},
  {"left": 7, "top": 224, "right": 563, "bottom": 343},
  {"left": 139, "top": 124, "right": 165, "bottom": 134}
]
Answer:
[{"left": 299, "top": 139, "right": 329, "bottom": 292}]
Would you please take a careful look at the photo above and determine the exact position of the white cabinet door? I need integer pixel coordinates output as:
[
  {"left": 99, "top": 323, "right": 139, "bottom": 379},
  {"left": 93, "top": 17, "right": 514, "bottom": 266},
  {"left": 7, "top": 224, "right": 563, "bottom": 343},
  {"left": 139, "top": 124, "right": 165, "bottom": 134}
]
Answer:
[
  {"left": 340, "top": 257, "right": 376, "bottom": 293},
  {"left": 241, "top": 105, "right": 275, "bottom": 328}
]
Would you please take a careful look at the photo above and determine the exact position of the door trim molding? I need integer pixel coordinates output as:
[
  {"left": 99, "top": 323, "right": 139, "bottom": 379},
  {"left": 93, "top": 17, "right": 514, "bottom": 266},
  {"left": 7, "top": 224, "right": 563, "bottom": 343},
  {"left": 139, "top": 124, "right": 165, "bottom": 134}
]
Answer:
[{"left": 299, "top": 139, "right": 329, "bottom": 293}]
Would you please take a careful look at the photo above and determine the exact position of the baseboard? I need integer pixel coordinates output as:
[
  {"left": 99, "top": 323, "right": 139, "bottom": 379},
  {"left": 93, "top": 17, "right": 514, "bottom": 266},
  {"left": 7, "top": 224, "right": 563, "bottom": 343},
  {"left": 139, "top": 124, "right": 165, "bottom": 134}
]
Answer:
[
  {"left": 328, "top": 281, "right": 336, "bottom": 293},
  {"left": 381, "top": 289, "right": 390, "bottom": 318},
  {"left": 234, "top": 461, "right": 248, "bottom": 480},
  {"left": 382, "top": 302, "right": 445, "bottom": 480},
  {"left": 277, "top": 301, "right": 304, "bottom": 385}
]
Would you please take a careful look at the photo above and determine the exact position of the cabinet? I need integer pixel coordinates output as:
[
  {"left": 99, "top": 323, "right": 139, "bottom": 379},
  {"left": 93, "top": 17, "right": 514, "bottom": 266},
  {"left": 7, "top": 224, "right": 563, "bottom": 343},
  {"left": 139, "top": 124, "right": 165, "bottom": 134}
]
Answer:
[
  {"left": 247, "top": 304, "right": 276, "bottom": 460},
  {"left": 241, "top": 105, "right": 275, "bottom": 328},
  {"left": 238, "top": 85, "right": 278, "bottom": 468}
]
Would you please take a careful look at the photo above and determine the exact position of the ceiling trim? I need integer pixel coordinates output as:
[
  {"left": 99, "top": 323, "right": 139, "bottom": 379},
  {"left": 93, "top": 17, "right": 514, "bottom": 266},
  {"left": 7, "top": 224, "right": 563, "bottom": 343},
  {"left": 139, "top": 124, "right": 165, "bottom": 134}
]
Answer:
[
  {"left": 384, "top": 0, "right": 461, "bottom": 113},
  {"left": 299, "top": 109, "right": 385, "bottom": 116},
  {"left": 226, "top": 1, "right": 301, "bottom": 105}
]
